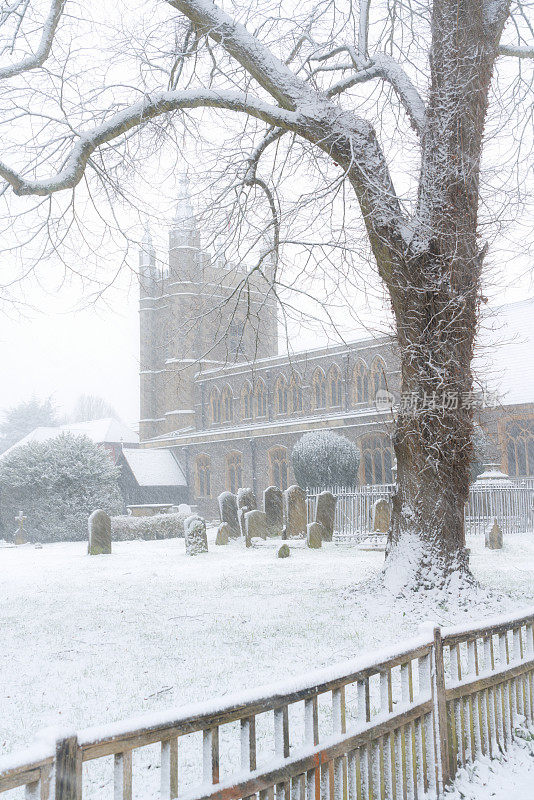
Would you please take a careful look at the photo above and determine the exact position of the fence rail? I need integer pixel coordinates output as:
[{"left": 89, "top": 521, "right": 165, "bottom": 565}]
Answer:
[
  {"left": 307, "top": 481, "right": 534, "bottom": 540},
  {"left": 1, "top": 609, "right": 533, "bottom": 800}
]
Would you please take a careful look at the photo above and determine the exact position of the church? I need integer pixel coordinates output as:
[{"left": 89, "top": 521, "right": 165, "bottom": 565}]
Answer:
[{"left": 139, "top": 178, "right": 534, "bottom": 518}]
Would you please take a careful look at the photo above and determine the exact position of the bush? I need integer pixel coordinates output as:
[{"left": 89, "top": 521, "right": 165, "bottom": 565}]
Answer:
[
  {"left": 0, "top": 433, "right": 123, "bottom": 542},
  {"left": 292, "top": 430, "right": 360, "bottom": 489},
  {"left": 111, "top": 511, "right": 190, "bottom": 540}
]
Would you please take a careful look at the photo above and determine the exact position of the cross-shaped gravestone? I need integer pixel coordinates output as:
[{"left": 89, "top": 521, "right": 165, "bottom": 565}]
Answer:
[{"left": 14, "top": 511, "right": 27, "bottom": 545}]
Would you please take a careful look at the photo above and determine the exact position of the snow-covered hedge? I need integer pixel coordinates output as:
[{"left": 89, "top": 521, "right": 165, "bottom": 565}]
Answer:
[
  {"left": 292, "top": 430, "right": 360, "bottom": 489},
  {"left": 0, "top": 433, "right": 123, "bottom": 542},
  {"left": 111, "top": 511, "right": 189, "bottom": 541}
]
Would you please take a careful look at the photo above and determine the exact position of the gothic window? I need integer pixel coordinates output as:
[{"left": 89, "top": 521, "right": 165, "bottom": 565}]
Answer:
[
  {"left": 360, "top": 434, "right": 394, "bottom": 484},
  {"left": 226, "top": 451, "right": 243, "bottom": 493},
  {"left": 241, "top": 382, "right": 253, "bottom": 419},
  {"left": 353, "top": 360, "right": 370, "bottom": 404},
  {"left": 221, "top": 385, "right": 233, "bottom": 422},
  {"left": 255, "top": 379, "right": 267, "bottom": 417},
  {"left": 228, "top": 321, "right": 245, "bottom": 356},
  {"left": 275, "top": 375, "right": 288, "bottom": 415},
  {"left": 504, "top": 419, "right": 534, "bottom": 476},
  {"left": 312, "top": 368, "right": 327, "bottom": 410},
  {"left": 209, "top": 388, "right": 221, "bottom": 424},
  {"left": 289, "top": 373, "right": 303, "bottom": 413},
  {"left": 370, "top": 357, "right": 387, "bottom": 399},
  {"left": 195, "top": 454, "right": 211, "bottom": 497},
  {"left": 328, "top": 365, "right": 342, "bottom": 407},
  {"left": 269, "top": 446, "right": 289, "bottom": 491}
]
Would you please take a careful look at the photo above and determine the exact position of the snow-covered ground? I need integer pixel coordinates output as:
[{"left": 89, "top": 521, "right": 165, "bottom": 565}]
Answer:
[{"left": 1, "top": 530, "right": 534, "bottom": 798}]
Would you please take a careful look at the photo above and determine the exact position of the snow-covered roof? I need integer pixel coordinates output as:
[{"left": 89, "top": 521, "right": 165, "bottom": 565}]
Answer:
[
  {"left": 122, "top": 448, "right": 186, "bottom": 486},
  {"left": 475, "top": 296, "right": 534, "bottom": 406},
  {"left": 1, "top": 418, "right": 138, "bottom": 459}
]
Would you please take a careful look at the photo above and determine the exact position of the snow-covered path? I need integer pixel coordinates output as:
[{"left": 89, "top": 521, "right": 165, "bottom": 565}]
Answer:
[{"left": 1, "top": 531, "right": 533, "bottom": 798}]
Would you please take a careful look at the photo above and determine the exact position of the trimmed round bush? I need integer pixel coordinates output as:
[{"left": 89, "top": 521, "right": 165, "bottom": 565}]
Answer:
[{"left": 292, "top": 430, "right": 360, "bottom": 489}]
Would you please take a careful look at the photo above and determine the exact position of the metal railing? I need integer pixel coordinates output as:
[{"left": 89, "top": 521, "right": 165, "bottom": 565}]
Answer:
[
  {"left": 307, "top": 480, "right": 534, "bottom": 539},
  {"left": 1, "top": 609, "right": 533, "bottom": 800}
]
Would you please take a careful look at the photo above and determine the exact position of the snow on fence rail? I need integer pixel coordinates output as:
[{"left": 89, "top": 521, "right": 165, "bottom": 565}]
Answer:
[
  {"left": 1, "top": 609, "right": 533, "bottom": 800},
  {"left": 307, "top": 481, "right": 534, "bottom": 538}
]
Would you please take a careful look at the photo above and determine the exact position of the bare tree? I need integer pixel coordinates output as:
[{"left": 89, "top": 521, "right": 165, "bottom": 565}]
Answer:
[
  {"left": 0, "top": 0, "right": 533, "bottom": 591},
  {"left": 70, "top": 394, "right": 119, "bottom": 422}
]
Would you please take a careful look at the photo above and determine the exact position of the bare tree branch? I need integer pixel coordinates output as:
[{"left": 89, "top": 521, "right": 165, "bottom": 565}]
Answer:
[{"left": 0, "top": 0, "right": 65, "bottom": 80}]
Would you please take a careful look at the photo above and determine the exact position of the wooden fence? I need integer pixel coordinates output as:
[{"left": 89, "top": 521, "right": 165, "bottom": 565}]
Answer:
[
  {"left": 307, "top": 482, "right": 534, "bottom": 540},
  {"left": 1, "top": 609, "right": 533, "bottom": 800}
]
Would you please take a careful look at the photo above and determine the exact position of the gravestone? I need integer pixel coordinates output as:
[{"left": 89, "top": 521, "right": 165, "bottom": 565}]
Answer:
[
  {"left": 14, "top": 511, "right": 27, "bottom": 545},
  {"left": 184, "top": 515, "right": 208, "bottom": 555},
  {"left": 218, "top": 491, "right": 240, "bottom": 537},
  {"left": 88, "top": 509, "right": 111, "bottom": 555},
  {"left": 284, "top": 485, "right": 307, "bottom": 538},
  {"left": 306, "top": 521, "right": 324, "bottom": 549},
  {"left": 245, "top": 510, "right": 269, "bottom": 541},
  {"left": 485, "top": 518, "right": 503, "bottom": 550},
  {"left": 264, "top": 485, "right": 283, "bottom": 535},
  {"left": 238, "top": 506, "right": 248, "bottom": 540},
  {"left": 215, "top": 522, "right": 230, "bottom": 545},
  {"left": 237, "top": 487, "right": 257, "bottom": 511},
  {"left": 277, "top": 544, "right": 290, "bottom": 558},
  {"left": 372, "top": 499, "right": 391, "bottom": 533},
  {"left": 315, "top": 491, "right": 336, "bottom": 542}
]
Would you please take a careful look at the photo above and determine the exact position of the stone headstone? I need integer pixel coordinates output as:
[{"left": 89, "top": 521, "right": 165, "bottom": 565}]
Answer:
[
  {"left": 277, "top": 543, "right": 290, "bottom": 558},
  {"left": 215, "top": 522, "right": 230, "bottom": 545},
  {"left": 245, "top": 510, "right": 269, "bottom": 541},
  {"left": 184, "top": 515, "right": 208, "bottom": 555},
  {"left": 485, "top": 518, "right": 503, "bottom": 550},
  {"left": 284, "top": 485, "right": 307, "bottom": 538},
  {"left": 88, "top": 509, "right": 112, "bottom": 555},
  {"left": 237, "top": 487, "right": 257, "bottom": 511},
  {"left": 372, "top": 499, "right": 391, "bottom": 533},
  {"left": 218, "top": 491, "right": 240, "bottom": 537},
  {"left": 238, "top": 506, "right": 248, "bottom": 540},
  {"left": 264, "top": 485, "right": 283, "bottom": 535},
  {"left": 315, "top": 491, "right": 336, "bottom": 542},
  {"left": 14, "top": 531, "right": 28, "bottom": 546},
  {"left": 306, "top": 521, "right": 324, "bottom": 549}
]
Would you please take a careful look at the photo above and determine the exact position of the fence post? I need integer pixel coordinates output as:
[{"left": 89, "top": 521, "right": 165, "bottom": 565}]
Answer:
[
  {"left": 55, "top": 735, "right": 81, "bottom": 800},
  {"left": 432, "top": 627, "right": 451, "bottom": 795}
]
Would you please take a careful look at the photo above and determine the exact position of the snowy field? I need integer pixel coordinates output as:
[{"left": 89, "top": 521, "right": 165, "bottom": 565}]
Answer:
[{"left": 1, "top": 530, "right": 534, "bottom": 798}]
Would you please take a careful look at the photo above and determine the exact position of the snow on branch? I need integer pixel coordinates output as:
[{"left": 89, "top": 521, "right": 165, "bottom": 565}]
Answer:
[
  {"left": 329, "top": 52, "right": 426, "bottom": 135},
  {"left": 498, "top": 43, "right": 534, "bottom": 58},
  {"left": 0, "top": 0, "right": 65, "bottom": 81},
  {"left": 0, "top": 89, "right": 298, "bottom": 196},
  {"left": 166, "top": 0, "right": 314, "bottom": 109}
]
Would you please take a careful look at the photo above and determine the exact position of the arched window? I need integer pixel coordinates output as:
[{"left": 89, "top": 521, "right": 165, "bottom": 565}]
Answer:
[
  {"left": 255, "top": 379, "right": 268, "bottom": 417},
  {"left": 328, "top": 365, "right": 342, "bottom": 407},
  {"left": 353, "top": 360, "right": 369, "bottom": 404},
  {"left": 289, "top": 373, "right": 303, "bottom": 413},
  {"left": 360, "top": 434, "right": 394, "bottom": 485},
  {"left": 221, "top": 385, "right": 233, "bottom": 422},
  {"left": 269, "top": 446, "right": 289, "bottom": 490},
  {"left": 226, "top": 451, "right": 243, "bottom": 493},
  {"left": 370, "top": 358, "right": 387, "bottom": 399},
  {"left": 275, "top": 375, "right": 288, "bottom": 415},
  {"left": 241, "top": 382, "right": 253, "bottom": 419},
  {"left": 209, "top": 388, "right": 221, "bottom": 424},
  {"left": 195, "top": 454, "right": 212, "bottom": 497},
  {"left": 312, "top": 368, "right": 327, "bottom": 410},
  {"left": 504, "top": 419, "right": 534, "bottom": 476}
]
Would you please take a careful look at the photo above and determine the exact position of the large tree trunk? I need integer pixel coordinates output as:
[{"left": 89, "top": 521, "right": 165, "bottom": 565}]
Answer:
[{"left": 383, "top": 280, "right": 480, "bottom": 592}]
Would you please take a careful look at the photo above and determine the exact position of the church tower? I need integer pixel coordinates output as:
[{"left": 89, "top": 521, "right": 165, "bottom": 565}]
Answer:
[{"left": 139, "top": 175, "right": 278, "bottom": 441}]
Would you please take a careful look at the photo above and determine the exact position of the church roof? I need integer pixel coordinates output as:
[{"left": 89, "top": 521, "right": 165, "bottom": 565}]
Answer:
[
  {"left": 1, "top": 417, "right": 139, "bottom": 458},
  {"left": 121, "top": 448, "right": 186, "bottom": 486}
]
